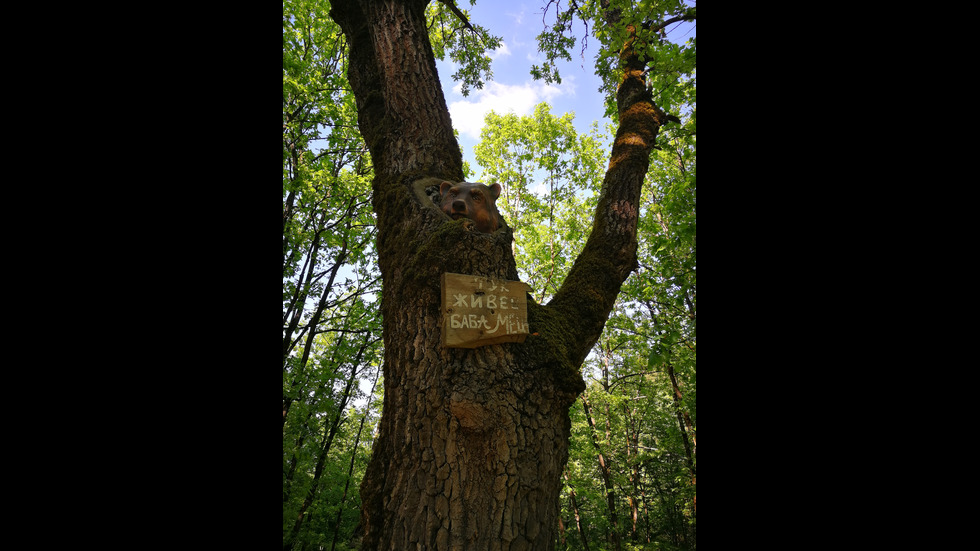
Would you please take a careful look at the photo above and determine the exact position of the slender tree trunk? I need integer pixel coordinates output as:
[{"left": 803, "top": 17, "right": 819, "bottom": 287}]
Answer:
[
  {"left": 563, "top": 472, "right": 591, "bottom": 551},
  {"left": 285, "top": 334, "right": 373, "bottom": 551},
  {"left": 581, "top": 393, "right": 621, "bottom": 551},
  {"left": 283, "top": 193, "right": 361, "bottom": 424},
  {"left": 624, "top": 400, "right": 641, "bottom": 543},
  {"left": 666, "top": 360, "right": 696, "bottom": 515},
  {"left": 332, "top": 366, "right": 382, "bottom": 551},
  {"left": 328, "top": 1, "right": 671, "bottom": 549}
]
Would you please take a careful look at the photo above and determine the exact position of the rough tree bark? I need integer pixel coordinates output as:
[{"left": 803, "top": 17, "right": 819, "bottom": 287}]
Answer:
[{"left": 328, "top": 1, "right": 673, "bottom": 549}]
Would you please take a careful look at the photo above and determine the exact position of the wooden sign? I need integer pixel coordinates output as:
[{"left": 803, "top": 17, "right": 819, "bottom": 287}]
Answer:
[{"left": 441, "top": 272, "right": 531, "bottom": 348}]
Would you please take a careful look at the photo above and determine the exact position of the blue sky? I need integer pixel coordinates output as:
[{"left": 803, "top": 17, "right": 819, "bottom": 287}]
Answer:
[
  {"left": 435, "top": 1, "right": 609, "bottom": 179},
  {"left": 434, "top": 1, "right": 696, "bottom": 181}
]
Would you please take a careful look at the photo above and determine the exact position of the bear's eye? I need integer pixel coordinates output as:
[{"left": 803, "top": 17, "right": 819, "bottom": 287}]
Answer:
[{"left": 471, "top": 192, "right": 483, "bottom": 202}]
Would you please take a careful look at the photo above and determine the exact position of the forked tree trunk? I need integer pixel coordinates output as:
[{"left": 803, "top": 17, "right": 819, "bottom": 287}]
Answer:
[{"left": 329, "top": 1, "right": 670, "bottom": 549}]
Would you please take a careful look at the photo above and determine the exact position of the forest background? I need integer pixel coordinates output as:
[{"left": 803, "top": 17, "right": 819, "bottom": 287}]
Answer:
[{"left": 283, "top": 0, "right": 696, "bottom": 549}]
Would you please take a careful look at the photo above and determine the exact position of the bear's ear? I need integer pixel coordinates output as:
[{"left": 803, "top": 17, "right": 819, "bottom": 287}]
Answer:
[
  {"left": 488, "top": 183, "right": 501, "bottom": 200},
  {"left": 440, "top": 180, "right": 454, "bottom": 196}
]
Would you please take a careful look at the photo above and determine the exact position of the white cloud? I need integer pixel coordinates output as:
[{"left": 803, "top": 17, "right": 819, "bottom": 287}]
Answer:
[
  {"left": 490, "top": 41, "right": 511, "bottom": 60},
  {"left": 448, "top": 80, "right": 569, "bottom": 140}
]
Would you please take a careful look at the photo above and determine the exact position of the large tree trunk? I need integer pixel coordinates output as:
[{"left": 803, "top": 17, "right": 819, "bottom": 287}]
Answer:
[{"left": 329, "top": 1, "right": 669, "bottom": 549}]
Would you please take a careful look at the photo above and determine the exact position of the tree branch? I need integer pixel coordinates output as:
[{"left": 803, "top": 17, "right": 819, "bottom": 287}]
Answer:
[
  {"left": 548, "top": 10, "right": 673, "bottom": 367},
  {"left": 437, "top": 0, "right": 474, "bottom": 32}
]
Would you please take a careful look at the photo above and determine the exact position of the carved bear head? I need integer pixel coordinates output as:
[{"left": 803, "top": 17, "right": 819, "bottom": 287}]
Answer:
[{"left": 439, "top": 181, "right": 502, "bottom": 233}]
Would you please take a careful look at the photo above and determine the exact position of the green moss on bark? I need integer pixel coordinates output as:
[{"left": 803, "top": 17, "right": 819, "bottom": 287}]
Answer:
[{"left": 522, "top": 302, "right": 587, "bottom": 396}]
